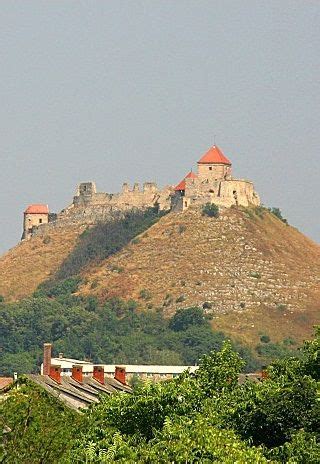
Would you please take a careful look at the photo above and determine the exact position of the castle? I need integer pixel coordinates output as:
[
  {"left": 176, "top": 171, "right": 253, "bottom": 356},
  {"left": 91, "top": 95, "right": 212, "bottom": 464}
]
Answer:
[{"left": 22, "top": 144, "right": 260, "bottom": 239}]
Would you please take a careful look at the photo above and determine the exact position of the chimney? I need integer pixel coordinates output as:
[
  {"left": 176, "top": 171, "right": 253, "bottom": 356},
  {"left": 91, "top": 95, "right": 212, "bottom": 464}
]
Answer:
[
  {"left": 49, "top": 365, "right": 61, "bottom": 384},
  {"left": 43, "top": 343, "right": 52, "bottom": 375},
  {"left": 93, "top": 365, "right": 104, "bottom": 384},
  {"left": 115, "top": 366, "right": 126, "bottom": 385},
  {"left": 261, "top": 366, "right": 268, "bottom": 380},
  {"left": 58, "top": 352, "right": 63, "bottom": 359},
  {"left": 71, "top": 365, "right": 83, "bottom": 383}
]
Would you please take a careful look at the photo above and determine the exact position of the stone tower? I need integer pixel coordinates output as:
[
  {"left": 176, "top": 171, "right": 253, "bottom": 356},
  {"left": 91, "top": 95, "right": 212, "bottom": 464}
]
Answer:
[
  {"left": 197, "top": 145, "right": 232, "bottom": 181},
  {"left": 22, "top": 204, "right": 49, "bottom": 240}
]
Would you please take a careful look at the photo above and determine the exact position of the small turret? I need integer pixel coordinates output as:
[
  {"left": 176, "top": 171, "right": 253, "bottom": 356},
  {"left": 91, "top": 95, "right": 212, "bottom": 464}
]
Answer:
[{"left": 22, "top": 204, "right": 49, "bottom": 240}]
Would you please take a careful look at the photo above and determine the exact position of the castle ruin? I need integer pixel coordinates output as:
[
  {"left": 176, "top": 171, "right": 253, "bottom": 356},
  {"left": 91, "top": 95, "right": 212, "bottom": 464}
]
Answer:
[{"left": 22, "top": 144, "right": 260, "bottom": 239}]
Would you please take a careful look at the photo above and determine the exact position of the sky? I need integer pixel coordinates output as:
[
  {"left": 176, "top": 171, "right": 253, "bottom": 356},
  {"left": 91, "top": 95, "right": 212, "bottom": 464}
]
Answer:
[{"left": 0, "top": 1, "right": 319, "bottom": 254}]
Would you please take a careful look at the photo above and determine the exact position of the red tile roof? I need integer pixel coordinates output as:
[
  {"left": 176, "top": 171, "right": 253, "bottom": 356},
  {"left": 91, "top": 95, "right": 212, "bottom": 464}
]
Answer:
[
  {"left": 174, "top": 171, "right": 197, "bottom": 191},
  {"left": 198, "top": 145, "right": 231, "bottom": 165},
  {"left": 0, "top": 377, "right": 13, "bottom": 390},
  {"left": 24, "top": 204, "right": 49, "bottom": 214}
]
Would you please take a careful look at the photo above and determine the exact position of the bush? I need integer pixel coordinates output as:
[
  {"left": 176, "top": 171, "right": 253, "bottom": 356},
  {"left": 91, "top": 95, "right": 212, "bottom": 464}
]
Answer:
[
  {"left": 139, "top": 289, "right": 152, "bottom": 301},
  {"left": 260, "top": 334, "right": 270, "bottom": 343},
  {"left": 269, "top": 207, "right": 288, "bottom": 224},
  {"left": 169, "top": 307, "right": 206, "bottom": 332},
  {"left": 202, "top": 203, "right": 219, "bottom": 218}
]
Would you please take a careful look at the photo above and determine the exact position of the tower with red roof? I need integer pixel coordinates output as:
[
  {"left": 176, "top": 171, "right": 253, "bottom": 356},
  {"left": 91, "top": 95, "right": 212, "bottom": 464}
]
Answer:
[
  {"left": 197, "top": 145, "right": 232, "bottom": 181},
  {"left": 22, "top": 204, "right": 49, "bottom": 240}
]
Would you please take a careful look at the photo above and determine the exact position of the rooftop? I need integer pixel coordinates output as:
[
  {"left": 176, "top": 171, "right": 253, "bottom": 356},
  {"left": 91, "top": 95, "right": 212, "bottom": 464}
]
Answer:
[
  {"left": 174, "top": 171, "right": 198, "bottom": 191},
  {"left": 25, "top": 374, "right": 131, "bottom": 410},
  {"left": 198, "top": 145, "right": 231, "bottom": 165},
  {"left": 24, "top": 204, "right": 49, "bottom": 214}
]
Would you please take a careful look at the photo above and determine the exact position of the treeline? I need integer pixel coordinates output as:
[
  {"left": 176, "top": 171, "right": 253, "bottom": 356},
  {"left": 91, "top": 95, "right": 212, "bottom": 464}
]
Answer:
[
  {"left": 0, "top": 329, "right": 319, "bottom": 462},
  {"left": 0, "top": 290, "right": 261, "bottom": 375}
]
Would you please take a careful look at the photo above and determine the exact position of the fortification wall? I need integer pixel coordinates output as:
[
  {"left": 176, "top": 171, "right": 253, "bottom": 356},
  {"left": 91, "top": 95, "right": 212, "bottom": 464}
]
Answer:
[{"left": 178, "top": 177, "right": 260, "bottom": 209}]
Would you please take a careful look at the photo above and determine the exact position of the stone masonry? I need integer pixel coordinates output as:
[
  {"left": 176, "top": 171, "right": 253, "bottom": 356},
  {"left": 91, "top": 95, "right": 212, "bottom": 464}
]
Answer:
[{"left": 22, "top": 144, "right": 260, "bottom": 239}]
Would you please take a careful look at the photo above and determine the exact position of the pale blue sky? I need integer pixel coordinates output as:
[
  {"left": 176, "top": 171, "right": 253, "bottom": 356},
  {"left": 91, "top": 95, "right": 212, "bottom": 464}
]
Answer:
[{"left": 1, "top": 1, "right": 319, "bottom": 254}]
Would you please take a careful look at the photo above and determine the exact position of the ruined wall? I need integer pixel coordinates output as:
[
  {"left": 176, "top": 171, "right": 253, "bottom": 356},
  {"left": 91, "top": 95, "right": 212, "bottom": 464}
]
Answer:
[{"left": 174, "top": 176, "right": 260, "bottom": 210}]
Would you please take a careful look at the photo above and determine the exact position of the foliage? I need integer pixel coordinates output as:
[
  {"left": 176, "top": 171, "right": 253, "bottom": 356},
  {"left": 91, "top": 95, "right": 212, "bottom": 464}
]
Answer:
[
  {"left": 169, "top": 306, "right": 206, "bottom": 331},
  {"left": 0, "top": 379, "right": 82, "bottom": 463},
  {"left": 202, "top": 202, "right": 219, "bottom": 218},
  {"left": 53, "top": 207, "right": 166, "bottom": 281},
  {"left": 1, "top": 329, "right": 319, "bottom": 462},
  {"left": 269, "top": 207, "right": 288, "bottom": 224},
  {"left": 0, "top": 296, "right": 260, "bottom": 375}
]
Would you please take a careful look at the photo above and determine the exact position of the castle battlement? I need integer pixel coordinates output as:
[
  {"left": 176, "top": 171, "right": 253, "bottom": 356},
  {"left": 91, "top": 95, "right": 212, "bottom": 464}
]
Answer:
[{"left": 22, "top": 144, "right": 260, "bottom": 240}]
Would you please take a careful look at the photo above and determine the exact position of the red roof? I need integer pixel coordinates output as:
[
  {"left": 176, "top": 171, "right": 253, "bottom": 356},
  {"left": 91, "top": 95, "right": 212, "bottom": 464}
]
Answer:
[
  {"left": 198, "top": 145, "right": 231, "bottom": 165},
  {"left": 175, "top": 171, "right": 197, "bottom": 191},
  {"left": 24, "top": 204, "right": 49, "bottom": 214},
  {"left": 0, "top": 377, "right": 13, "bottom": 390}
]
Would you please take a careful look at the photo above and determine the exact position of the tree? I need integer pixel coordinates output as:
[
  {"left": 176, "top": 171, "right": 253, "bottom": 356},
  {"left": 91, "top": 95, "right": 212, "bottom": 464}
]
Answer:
[{"left": 0, "top": 379, "right": 81, "bottom": 463}]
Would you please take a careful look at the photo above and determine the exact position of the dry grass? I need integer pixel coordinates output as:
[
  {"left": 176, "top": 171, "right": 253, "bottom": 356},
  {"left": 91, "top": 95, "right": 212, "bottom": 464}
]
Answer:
[
  {"left": 80, "top": 207, "right": 320, "bottom": 346},
  {"left": 0, "top": 226, "right": 84, "bottom": 301}
]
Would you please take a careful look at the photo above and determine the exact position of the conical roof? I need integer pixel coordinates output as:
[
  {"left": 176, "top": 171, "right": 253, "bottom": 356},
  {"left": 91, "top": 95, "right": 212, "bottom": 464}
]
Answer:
[
  {"left": 197, "top": 145, "right": 231, "bottom": 165},
  {"left": 174, "top": 171, "right": 197, "bottom": 191}
]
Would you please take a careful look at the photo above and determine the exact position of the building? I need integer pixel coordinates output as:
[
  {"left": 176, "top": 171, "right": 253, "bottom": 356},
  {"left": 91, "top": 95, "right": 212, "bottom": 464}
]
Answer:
[
  {"left": 42, "top": 343, "right": 197, "bottom": 383},
  {"left": 173, "top": 145, "right": 260, "bottom": 211},
  {"left": 22, "top": 204, "right": 49, "bottom": 240},
  {"left": 21, "top": 144, "right": 260, "bottom": 239}
]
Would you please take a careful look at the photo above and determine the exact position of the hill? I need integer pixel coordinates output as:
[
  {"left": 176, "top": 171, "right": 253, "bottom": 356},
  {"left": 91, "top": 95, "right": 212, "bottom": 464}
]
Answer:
[
  {"left": 0, "top": 206, "right": 319, "bottom": 349},
  {"left": 79, "top": 206, "right": 320, "bottom": 348}
]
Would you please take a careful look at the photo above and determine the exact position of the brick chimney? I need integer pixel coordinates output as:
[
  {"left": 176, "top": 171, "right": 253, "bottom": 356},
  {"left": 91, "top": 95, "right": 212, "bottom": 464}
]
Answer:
[
  {"left": 261, "top": 366, "right": 268, "bottom": 380},
  {"left": 72, "top": 365, "right": 83, "bottom": 383},
  {"left": 93, "top": 366, "right": 104, "bottom": 384},
  {"left": 49, "top": 365, "right": 61, "bottom": 384},
  {"left": 115, "top": 366, "right": 126, "bottom": 385},
  {"left": 43, "top": 343, "right": 52, "bottom": 375}
]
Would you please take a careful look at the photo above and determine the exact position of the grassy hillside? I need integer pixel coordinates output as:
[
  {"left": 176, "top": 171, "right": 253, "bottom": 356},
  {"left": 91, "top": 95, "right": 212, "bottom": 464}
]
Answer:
[
  {"left": 0, "top": 225, "right": 84, "bottom": 301},
  {"left": 0, "top": 205, "right": 319, "bottom": 350},
  {"left": 79, "top": 206, "right": 320, "bottom": 348}
]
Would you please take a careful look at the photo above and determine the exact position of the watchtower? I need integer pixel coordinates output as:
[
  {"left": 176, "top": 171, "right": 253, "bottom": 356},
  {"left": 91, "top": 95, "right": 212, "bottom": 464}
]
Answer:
[{"left": 197, "top": 145, "right": 232, "bottom": 181}]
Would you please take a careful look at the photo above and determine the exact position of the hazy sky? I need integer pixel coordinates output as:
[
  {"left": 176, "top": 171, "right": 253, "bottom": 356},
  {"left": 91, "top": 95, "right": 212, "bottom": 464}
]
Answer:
[{"left": 1, "top": 1, "right": 319, "bottom": 254}]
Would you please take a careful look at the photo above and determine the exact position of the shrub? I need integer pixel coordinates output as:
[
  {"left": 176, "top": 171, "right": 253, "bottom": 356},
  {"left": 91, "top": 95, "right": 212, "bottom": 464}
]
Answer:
[
  {"left": 269, "top": 207, "right": 288, "bottom": 224},
  {"left": 202, "top": 301, "right": 212, "bottom": 309},
  {"left": 260, "top": 334, "right": 270, "bottom": 343},
  {"left": 139, "top": 289, "right": 152, "bottom": 300},
  {"left": 176, "top": 295, "right": 186, "bottom": 303},
  {"left": 169, "top": 307, "right": 206, "bottom": 332},
  {"left": 202, "top": 203, "right": 219, "bottom": 218},
  {"left": 249, "top": 271, "right": 261, "bottom": 279}
]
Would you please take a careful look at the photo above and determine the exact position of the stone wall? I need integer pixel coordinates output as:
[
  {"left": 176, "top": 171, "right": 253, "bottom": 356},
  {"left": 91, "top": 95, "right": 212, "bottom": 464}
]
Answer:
[
  {"left": 197, "top": 163, "right": 231, "bottom": 181},
  {"left": 22, "top": 213, "right": 49, "bottom": 240},
  {"left": 178, "top": 176, "right": 260, "bottom": 209}
]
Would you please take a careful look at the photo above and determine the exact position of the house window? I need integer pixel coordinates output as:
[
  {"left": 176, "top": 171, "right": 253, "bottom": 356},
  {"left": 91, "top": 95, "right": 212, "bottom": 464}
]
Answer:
[
  {"left": 209, "top": 166, "right": 212, "bottom": 170},
  {"left": 39, "top": 218, "right": 42, "bottom": 224}
]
